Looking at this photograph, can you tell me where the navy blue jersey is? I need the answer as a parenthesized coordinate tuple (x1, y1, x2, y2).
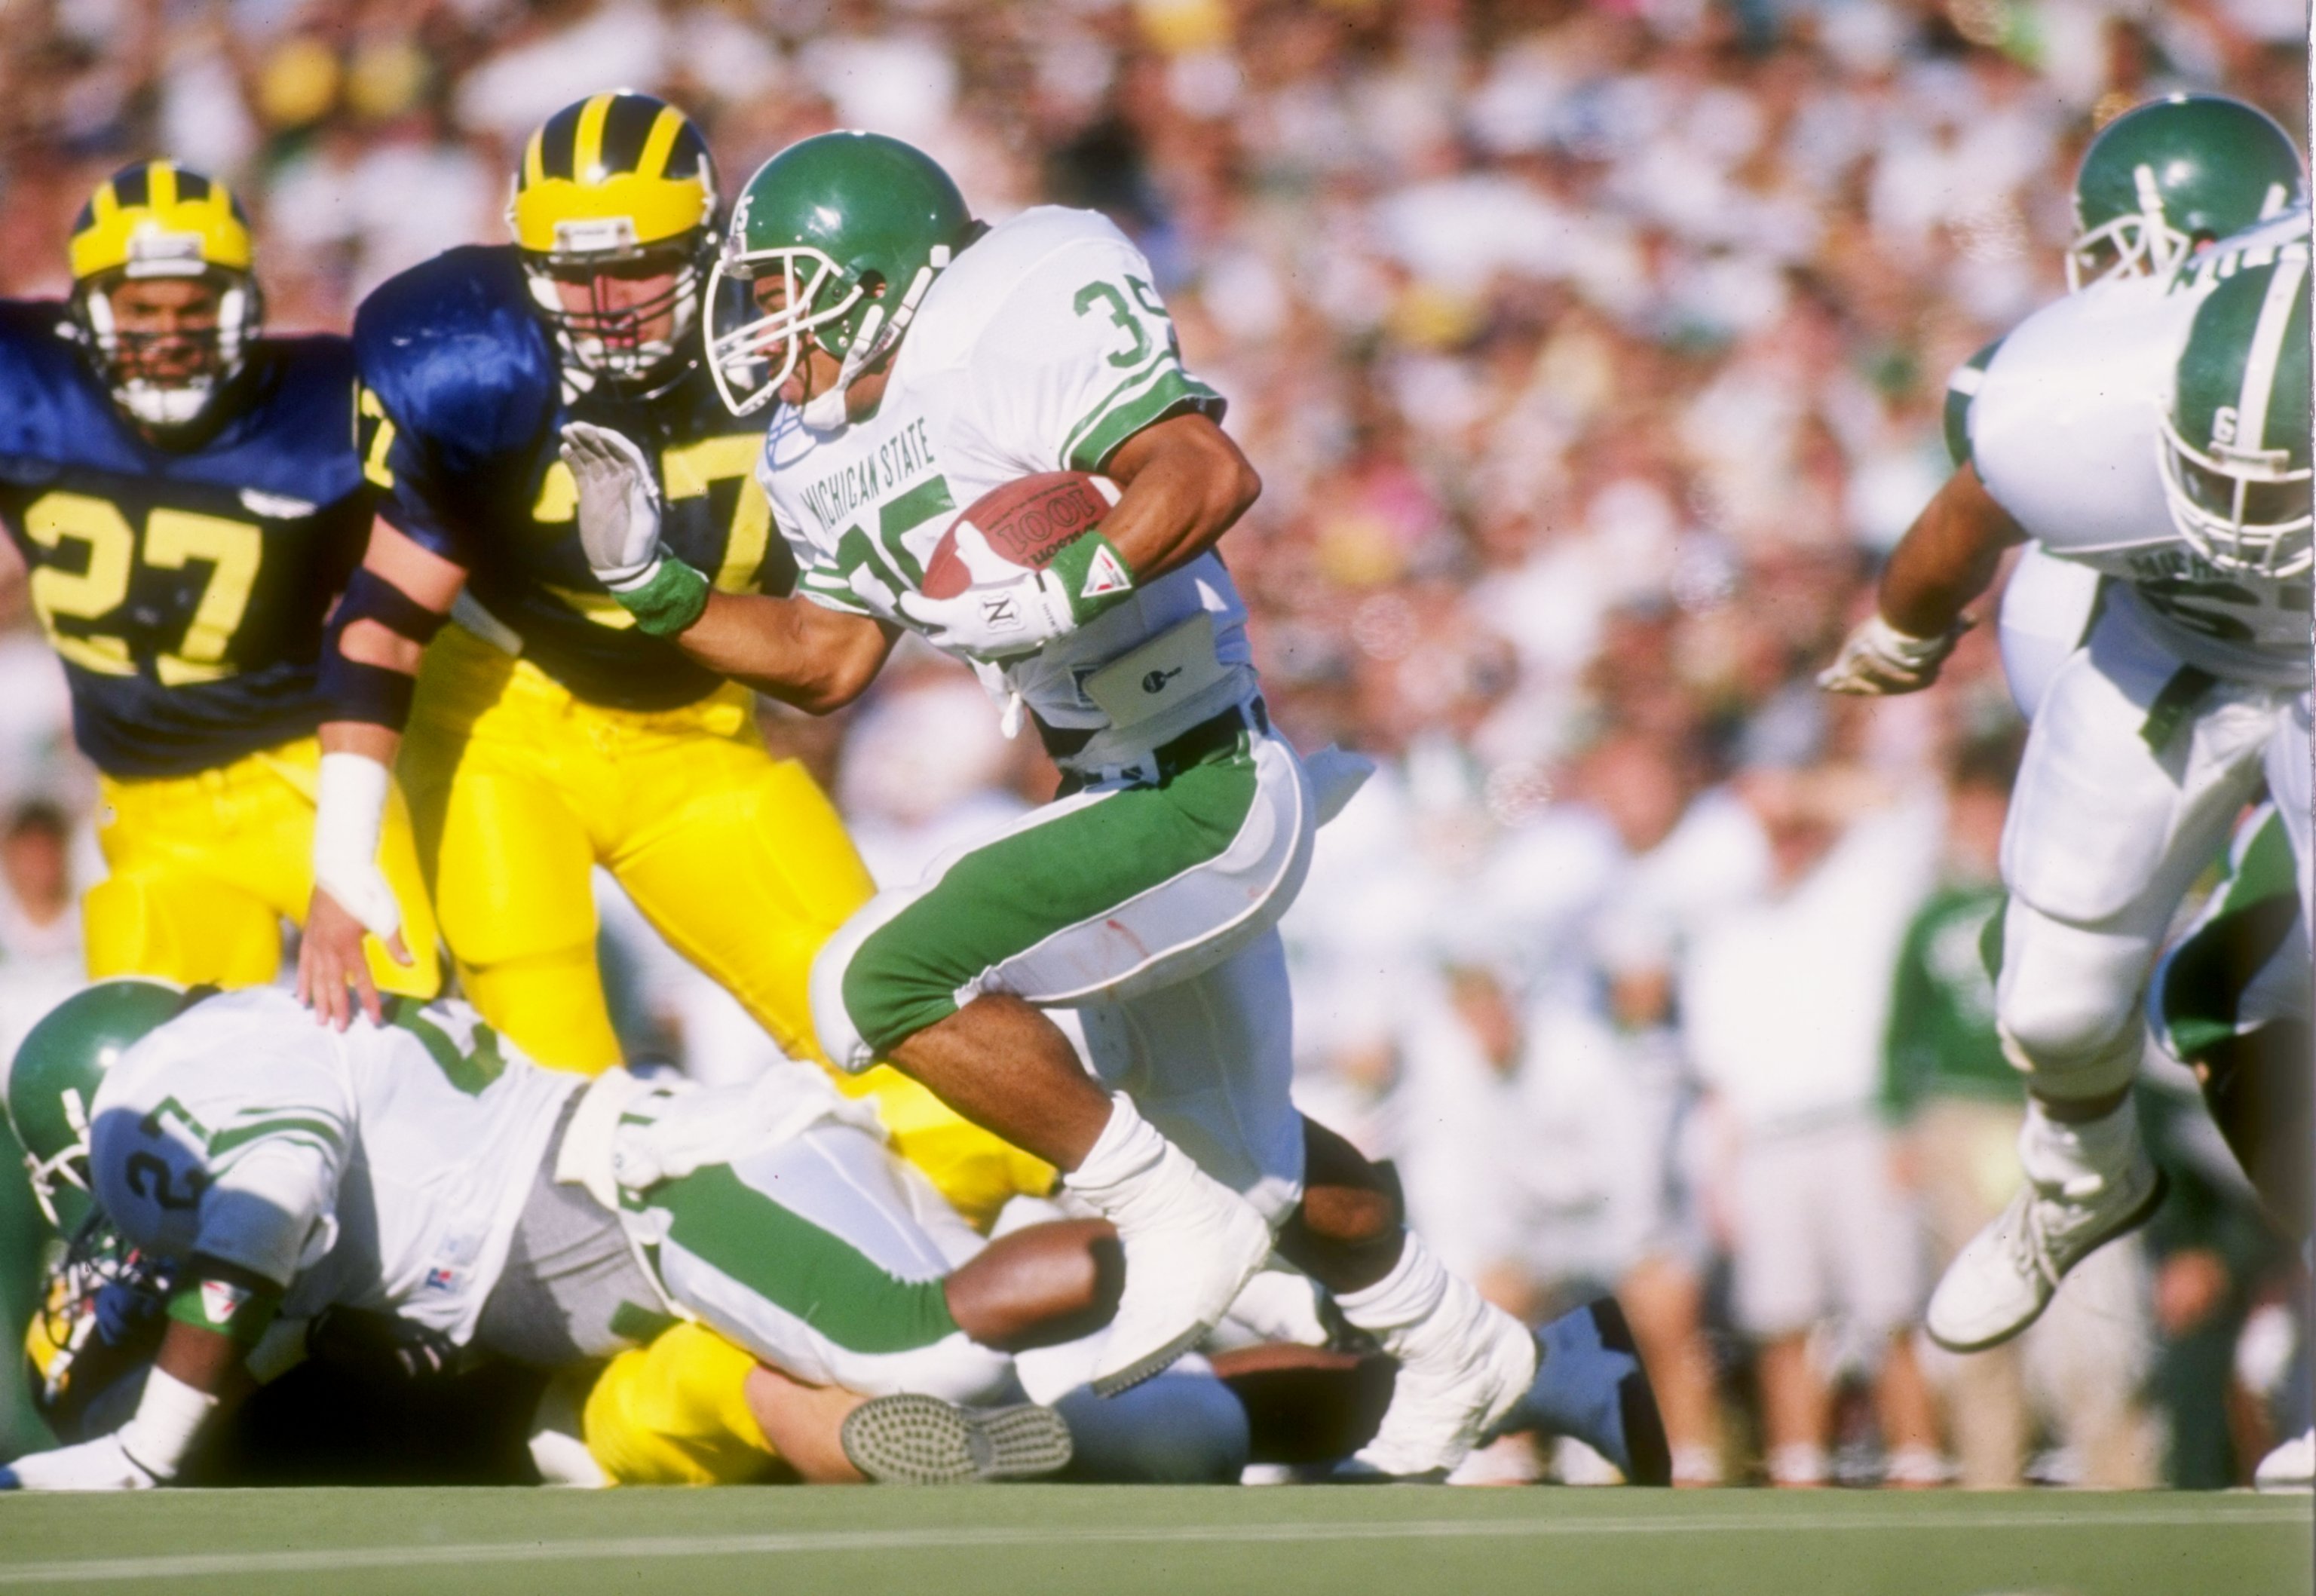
(353, 246, 795, 712)
(0, 303, 371, 778)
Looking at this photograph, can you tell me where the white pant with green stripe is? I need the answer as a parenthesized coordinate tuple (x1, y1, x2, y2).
(644, 1120, 1014, 1402)
(813, 724, 1316, 1223)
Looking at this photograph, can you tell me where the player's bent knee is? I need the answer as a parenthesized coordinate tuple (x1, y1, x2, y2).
(1996, 986, 2140, 1092)
(811, 888, 942, 1074)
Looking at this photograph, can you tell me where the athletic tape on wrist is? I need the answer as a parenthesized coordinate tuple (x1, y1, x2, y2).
(118, 1367, 220, 1481)
(612, 556, 711, 638)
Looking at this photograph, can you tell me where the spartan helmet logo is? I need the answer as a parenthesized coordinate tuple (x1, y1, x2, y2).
(2211, 404, 2240, 446)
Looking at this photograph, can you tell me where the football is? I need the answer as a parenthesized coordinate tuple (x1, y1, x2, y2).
(921, 471, 1122, 599)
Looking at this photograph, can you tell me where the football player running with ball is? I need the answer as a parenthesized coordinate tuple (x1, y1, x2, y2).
(1822, 97, 2311, 1357)
(565, 130, 1665, 1482)
(0, 162, 438, 999)
(295, 93, 1047, 1232)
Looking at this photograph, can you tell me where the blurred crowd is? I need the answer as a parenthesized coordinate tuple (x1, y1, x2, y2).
(0, 0, 2305, 1486)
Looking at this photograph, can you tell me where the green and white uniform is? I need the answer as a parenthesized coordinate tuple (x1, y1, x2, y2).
(766, 207, 1318, 1222)
(84, 987, 1016, 1402)
(1961, 222, 2311, 1101)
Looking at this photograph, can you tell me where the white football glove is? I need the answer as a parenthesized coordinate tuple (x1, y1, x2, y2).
(1818, 614, 1967, 695)
(0, 1433, 160, 1491)
(312, 752, 401, 939)
(560, 421, 665, 590)
(896, 522, 1133, 661)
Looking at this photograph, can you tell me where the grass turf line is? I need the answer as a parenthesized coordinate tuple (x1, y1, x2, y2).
(0, 1486, 2306, 1596)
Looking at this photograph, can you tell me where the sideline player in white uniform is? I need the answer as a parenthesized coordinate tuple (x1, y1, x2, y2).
(557, 130, 1667, 1481)
(1821, 228, 2312, 1355)
(0, 979, 1156, 1489)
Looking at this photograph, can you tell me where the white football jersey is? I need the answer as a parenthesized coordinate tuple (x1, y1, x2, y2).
(1970, 222, 2313, 687)
(86, 988, 575, 1343)
(758, 207, 1259, 770)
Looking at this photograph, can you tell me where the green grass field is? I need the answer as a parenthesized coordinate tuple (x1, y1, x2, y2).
(0, 1487, 2306, 1596)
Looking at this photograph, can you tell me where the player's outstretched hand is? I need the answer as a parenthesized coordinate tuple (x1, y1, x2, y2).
(1817, 613, 1968, 695)
(0, 1433, 160, 1490)
(297, 887, 409, 1032)
(561, 421, 664, 587)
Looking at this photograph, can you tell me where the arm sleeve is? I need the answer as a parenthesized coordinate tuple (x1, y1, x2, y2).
(968, 242, 1226, 476)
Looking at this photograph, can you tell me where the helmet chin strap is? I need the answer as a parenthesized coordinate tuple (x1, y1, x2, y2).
(798, 247, 950, 433)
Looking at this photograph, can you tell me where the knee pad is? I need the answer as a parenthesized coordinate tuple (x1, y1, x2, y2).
(810, 889, 924, 1074)
(1995, 905, 2152, 1098)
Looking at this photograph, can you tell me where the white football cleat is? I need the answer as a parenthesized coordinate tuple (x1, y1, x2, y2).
(1927, 1099, 2165, 1352)
(2254, 1429, 2314, 1493)
(1063, 1098, 1274, 1396)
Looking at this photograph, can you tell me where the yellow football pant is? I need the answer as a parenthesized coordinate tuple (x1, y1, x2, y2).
(403, 626, 1051, 1222)
(86, 736, 440, 997)
(584, 1322, 781, 1486)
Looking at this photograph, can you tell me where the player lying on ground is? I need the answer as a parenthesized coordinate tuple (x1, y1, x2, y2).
(563, 130, 1662, 1482)
(0, 159, 438, 997)
(1820, 93, 2309, 1359)
(0, 981, 1656, 1488)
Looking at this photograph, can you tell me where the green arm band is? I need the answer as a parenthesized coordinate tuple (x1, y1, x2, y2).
(611, 556, 712, 639)
(167, 1276, 283, 1349)
(1046, 529, 1137, 624)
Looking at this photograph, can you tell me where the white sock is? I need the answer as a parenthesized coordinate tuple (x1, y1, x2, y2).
(1332, 1231, 1449, 1349)
(1769, 1441, 1828, 1487)
(2021, 1093, 2141, 1198)
(1062, 1093, 1164, 1204)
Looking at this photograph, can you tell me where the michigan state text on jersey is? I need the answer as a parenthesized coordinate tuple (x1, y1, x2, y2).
(0, 161, 437, 996)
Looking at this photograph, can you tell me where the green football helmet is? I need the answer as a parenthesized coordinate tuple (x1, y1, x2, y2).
(2158, 253, 2312, 578)
(4, 980, 182, 1232)
(2068, 94, 2305, 291)
(705, 131, 973, 421)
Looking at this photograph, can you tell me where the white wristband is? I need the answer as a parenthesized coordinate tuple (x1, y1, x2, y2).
(116, 1368, 218, 1481)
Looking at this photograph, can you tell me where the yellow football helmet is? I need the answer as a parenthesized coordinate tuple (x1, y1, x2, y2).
(67, 161, 262, 430)
(508, 90, 718, 388)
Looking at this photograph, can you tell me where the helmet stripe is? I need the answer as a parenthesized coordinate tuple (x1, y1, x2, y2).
(636, 103, 684, 182)
(573, 91, 616, 182)
(111, 166, 149, 212)
(598, 93, 663, 176)
(2235, 252, 2307, 453)
(150, 160, 178, 212)
(523, 127, 547, 188)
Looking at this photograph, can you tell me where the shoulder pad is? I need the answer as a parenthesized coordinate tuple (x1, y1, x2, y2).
(247, 332, 357, 403)
(0, 300, 96, 466)
(352, 246, 557, 452)
(1942, 338, 2002, 468)
(2170, 211, 2311, 296)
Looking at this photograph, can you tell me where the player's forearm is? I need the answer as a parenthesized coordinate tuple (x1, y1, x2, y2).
(1099, 413, 1261, 582)
(1877, 463, 2024, 638)
(676, 590, 899, 714)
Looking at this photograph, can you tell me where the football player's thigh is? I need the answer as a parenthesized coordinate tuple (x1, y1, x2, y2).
(819, 741, 1307, 1071)
(83, 866, 280, 988)
(611, 740, 875, 1062)
(1078, 930, 1306, 1226)
(418, 755, 617, 1073)
(2002, 636, 2260, 929)
(649, 1126, 1012, 1403)
(86, 778, 281, 986)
